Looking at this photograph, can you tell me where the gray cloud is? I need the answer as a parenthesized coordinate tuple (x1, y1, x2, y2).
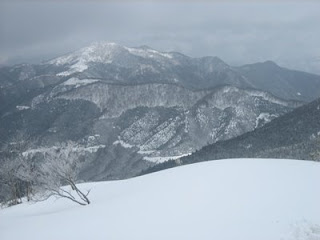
(0, 1, 319, 74)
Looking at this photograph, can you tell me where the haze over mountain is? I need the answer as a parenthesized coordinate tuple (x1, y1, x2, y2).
(2, 1, 320, 75)
(0, 42, 319, 181)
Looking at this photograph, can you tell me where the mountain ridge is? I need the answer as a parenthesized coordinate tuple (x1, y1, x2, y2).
(2, 41, 320, 102)
(0, 80, 298, 181)
(0, 41, 319, 181)
(141, 97, 320, 175)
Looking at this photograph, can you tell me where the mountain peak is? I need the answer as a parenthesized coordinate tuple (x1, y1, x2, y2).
(199, 56, 230, 72)
(263, 60, 279, 67)
(47, 41, 176, 76)
(49, 41, 172, 65)
(201, 56, 227, 64)
(48, 41, 123, 64)
(240, 60, 281, 71)
(47, 41, 127, 76)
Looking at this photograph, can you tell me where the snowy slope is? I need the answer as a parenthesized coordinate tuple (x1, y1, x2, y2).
(1, 159, 319, 240)
(48, 41, 174, 76)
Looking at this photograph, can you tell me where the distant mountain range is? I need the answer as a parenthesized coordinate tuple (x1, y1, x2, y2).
(45, 42, 320, 101)
(142, 97, 320, 175)
(1, 42, 319, 180)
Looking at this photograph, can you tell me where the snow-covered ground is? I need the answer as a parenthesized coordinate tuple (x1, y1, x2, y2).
(62, 77, 100, 88)
(1, 159, 320, 240)
(143, 153, 191, 163)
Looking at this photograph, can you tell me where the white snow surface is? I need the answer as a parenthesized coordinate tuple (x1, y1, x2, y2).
(144, 153, 191, 163)
(1, 159, 320, 240)
(255, 112, 278, 128)
(22, 145, 105, 157)
(62, 77, 100, 88)
(113, 139, 134, 148)
(16, 105, 30, 110)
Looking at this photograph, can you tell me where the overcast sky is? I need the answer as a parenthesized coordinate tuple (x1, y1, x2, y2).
(0, 1, 319, 74)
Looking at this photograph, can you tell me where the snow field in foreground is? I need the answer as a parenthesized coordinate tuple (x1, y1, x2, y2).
(0, 158, 319, 240)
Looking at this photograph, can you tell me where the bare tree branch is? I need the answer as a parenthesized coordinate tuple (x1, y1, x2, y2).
(33, 141, 90, 206)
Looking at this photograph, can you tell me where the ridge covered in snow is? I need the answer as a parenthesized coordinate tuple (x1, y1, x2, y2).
(0, 159, 319, 240)
(48, 41, 173, 76)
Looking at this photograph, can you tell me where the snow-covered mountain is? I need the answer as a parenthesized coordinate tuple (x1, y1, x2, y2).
(143, 97, 320, 175)
(0, 41, 319, 181)
(44, 41, 320, 101)
(48, 42, 174, 77)
(0, 78, 299, 181)
(184, 97, 320, 162)
(1, 159, 319, 240)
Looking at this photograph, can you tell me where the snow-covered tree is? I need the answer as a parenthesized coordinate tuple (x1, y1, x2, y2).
(34, 141, 90, 206)
(1, 134, 91, 206)
(0, 157, 22, 205)
(0, 133, 32, 205)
